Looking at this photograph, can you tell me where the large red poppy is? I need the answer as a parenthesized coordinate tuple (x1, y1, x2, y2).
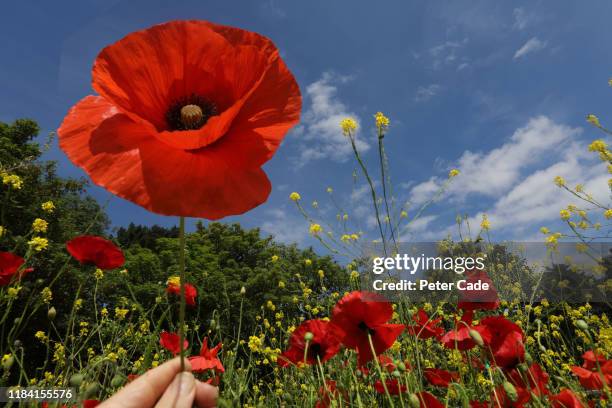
(167, 282, 198, 306)
(549, 389, 585, 408)
(441, 310, 476, 351)
(188, 338, 224, 373)
(374, 379, 407, 395)
(278, 319, 341, 367)
(66, 235, 125, 270)
(330, 291, 404, 365)
(415, 391, 444, 408)
(58, 20, 301, 219)
(474, 315, 525, 368)
(424, 368, 459, 388)
(0, 252, 33, 286)
(570, 350, 612, 390)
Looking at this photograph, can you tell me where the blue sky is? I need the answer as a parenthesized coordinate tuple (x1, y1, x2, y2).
(1, 0, 611, 249)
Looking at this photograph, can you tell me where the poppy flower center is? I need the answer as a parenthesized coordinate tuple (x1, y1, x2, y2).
(166, 94, 218, 131)
(358, 321, 376, 335)
(308, 343, 323, 358)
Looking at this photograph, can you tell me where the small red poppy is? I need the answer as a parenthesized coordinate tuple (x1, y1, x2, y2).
(0, 252, 33, 286)
(378, 354, 396, 373)
(441, 310, 476, 351)
(58, 20, 301, 219)
(188, 338, 224, 373)
(491, 383, 531, 408)
(407, 309, 443, 339)
(550, 389, 586, 408)
(167, 282, 198, 306)
(278, 319, 341, 367)
(469, 402, 488, 408)
(415, 391, 445, 408)
(331, 291, 404, 365)
(571, 357, 612, 390)
(474, 315, 525, 368)
(315, 380, 346, 408)
(457, 269, 500, 311)
(66, 235, 125, 270)
(374, 379, 407, 395)
(159, 331, 188, 355)
(83, 401, 100, 408)
(424, 368, 459, 388)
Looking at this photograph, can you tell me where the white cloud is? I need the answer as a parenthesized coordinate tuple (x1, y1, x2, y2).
(513, 37, 547, 60)
(291, 72, 370, 167)
(260, 208, 307, 244)
(415, 84, 441, 102)
(512, 8, 529, 30)
(406, 116, 608, 240)
(428, 39, 469, 70)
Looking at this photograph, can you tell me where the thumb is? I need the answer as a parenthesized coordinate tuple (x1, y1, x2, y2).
(154, 371, 196, 408)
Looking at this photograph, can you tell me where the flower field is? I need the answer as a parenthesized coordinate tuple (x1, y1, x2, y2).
(0, 17, 611, 408)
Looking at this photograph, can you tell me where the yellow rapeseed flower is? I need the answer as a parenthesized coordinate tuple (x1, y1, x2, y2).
(559, 209, 571, 221)
(271, 255, 279, 263)
(2, 174, 23, 189)
(41, 287, 52, 303)
(480, 214, 491, 231)
(94, 268, 104, 280)
(167, 276, 180, 287)
(41, 201, 55, 213)
(28, 237, 48, 252)
(449, 169, 460, 178)
(374, 112, 390, 132)
(340, 118, 358, 136)
(588, 139, 607, 153)
(309, 223, 322, 235)
(586, 114, 601, 127)
(32, 218, 48, 233)
(554, 176, 566, 187)
(289, 192, 301, 201)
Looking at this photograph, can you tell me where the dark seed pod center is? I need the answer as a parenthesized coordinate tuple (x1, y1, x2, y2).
(166, 94, 217, 131)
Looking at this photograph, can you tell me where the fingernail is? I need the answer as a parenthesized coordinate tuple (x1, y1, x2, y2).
(179, 371, 195, 392)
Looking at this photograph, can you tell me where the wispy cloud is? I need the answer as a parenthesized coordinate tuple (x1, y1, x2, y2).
(291, 72, 370, 167)
(260, 208, 307, 244)
(512, 8, 530, 30)
(414, 84, 441, 102)
(513, 37, 547, 60)
(428, 39, 469, 70)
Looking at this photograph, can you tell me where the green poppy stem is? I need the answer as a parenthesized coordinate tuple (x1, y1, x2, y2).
(178, 216, 187, 371)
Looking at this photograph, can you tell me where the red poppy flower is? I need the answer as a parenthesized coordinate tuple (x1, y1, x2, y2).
(0, 252, 33, 286)
(374, 379, 407, 395)
(378, 354, 396, 373)
(278, 319, 341, 367)
(331, 291, 404, 365)
(424, 368, 459, 388)
(581, 350, 607, 371)
(58, 20, 301, 219)
(491, 384, 531, 408)
(83, 401, 100, 408)
(66, 235, 125, 270)
(315, 380, 346, 408)
(188, 338, 224, 373)
(470, 402, 488, 408)
(571, 359, 612, 390)
(407, 309, 443, 339)
(550, 389, 586, 408)
(167, 282, 198, 306)
(441, 310, 476, 351)
(159, 331, 188, 355)
(474, 315, 525, 368)
(457, 269, 500, 311)
(415, 391, 445, 408)
(507, 363, 549, 398)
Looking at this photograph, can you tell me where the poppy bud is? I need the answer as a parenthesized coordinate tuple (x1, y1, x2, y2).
(13, 317, 21, 325)
(240, 286, 246, 295)
(469, 329, 484, 346)
(83, 382, 100, 399)
(397, 362, 407, 372)
(2, 355, 15, 370)
(539, 345, 546, 353)
(408, 393, 420, 408)
(111, 374, 126, 388)
(13, 340, 22, 349)
(524, 352, 533, 365)
(392, 369, 401, 378)
(70, 373, 84, 387)
(48, 307, 57, 320)
(503, 381, 518, 402)
(304, 332, 314, 341)
(576, 319, 589, 331)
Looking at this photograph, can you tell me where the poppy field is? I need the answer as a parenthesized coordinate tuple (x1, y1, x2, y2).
(1, 19, 611, 408)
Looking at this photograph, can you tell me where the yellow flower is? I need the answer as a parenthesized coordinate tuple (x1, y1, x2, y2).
(28, 237, 48, 252)
(32, 218, 48, 233)
(7, 286, 21, 299)
(540, 227, 550, 234)
(101, 307, 108, 317)
(350, 270, 359, 279)
(318, 269, 325, 279)
(554, 176, 566, 187)
(94, 268, 104, 280)
(480, 214, 491, 231)
(115, 307, 129, 319)
(248, 335, 263, 352)
(374, 112, 390, 132)
(604, 209, 612, 219)
(304, 259, 312, 266)
(559, 209, 571, 221)
(266, 300, 276, 311)
(41, 201, 55, 213)
(289, 192, 301, 201)
(0, 226, 5, 237)
(73, 299, 83, 310)
(400, 210, 408, 218)
(340, 118, 358, 136)
(588, 139, 607, 153)
(278, 281, 285, 289)
(41, 287, 52, 303)
(326, 187, 333, 193)
(309, 223, 322, 235)
(449, 169, 460, 178)
(586, 114, 601, 127)
(2, 174, 23, 189)
(271, 255, 279, 263)
(167, 276, 180, 287)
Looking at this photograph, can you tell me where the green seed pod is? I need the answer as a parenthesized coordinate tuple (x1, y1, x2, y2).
(69, 373, 84, 387)
(576, 319, 589, 331)
(47, 307, 57, 320)
(524, 351, 533, 365)
(539, 345, 546, 353)
(111, 374, 126, 388)
(408, 393, 421, 408)
(503, 381, 518, 402)
(392, 369, 401, 378)
(304, 331, 314, 341)
(397, 362, 407, 372)
(13, 317, 21, 325)
(469, 329, 484, 347)
(83, 382, 100, 399)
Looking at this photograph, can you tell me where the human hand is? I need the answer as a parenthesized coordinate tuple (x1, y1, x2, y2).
(98, 357, 218, 408)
